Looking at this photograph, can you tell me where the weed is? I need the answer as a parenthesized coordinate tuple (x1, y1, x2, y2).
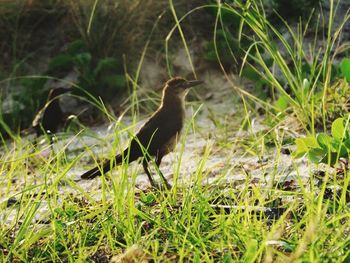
(1, 0, 350, 262)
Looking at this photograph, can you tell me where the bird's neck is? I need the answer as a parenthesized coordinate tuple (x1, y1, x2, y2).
(48, 97, 60, 107)
(160, 94, 186, 113)
(44, 97, 61, 112)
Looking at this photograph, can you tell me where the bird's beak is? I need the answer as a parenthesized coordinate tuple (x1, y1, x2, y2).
(184, 80, 204, 89)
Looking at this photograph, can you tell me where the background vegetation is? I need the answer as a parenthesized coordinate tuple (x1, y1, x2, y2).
(1, 0, 350, 262)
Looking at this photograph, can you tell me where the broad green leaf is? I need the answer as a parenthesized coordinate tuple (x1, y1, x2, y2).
(316, 133, 332, 149)
(340, 58, 350, 83)
(308, 148, 326, 163)
(48, 54, 73, 71)
(294, 137, 319, 158)
(66, 39, 85, 55)
(294, 138, 309, 155)
(300, 136, 319, 148)
(320, 152, 339, 166)
(344, 138, 350, 149)
(140, 192, 155, 206)
(339, 145, 348, 156)
(203, 50, 218, 61)
(330, 140, 340, 152)
(331, 117, 345, 140)
(275, 95, 289, 111)
(103, 75, 126, 88)
(74, 52, 92, 67)
(93, 57, 119, 77)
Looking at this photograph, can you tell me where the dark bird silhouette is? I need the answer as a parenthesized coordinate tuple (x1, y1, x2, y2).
(80, 77, 203, 188)
(32, 87, 71, 136)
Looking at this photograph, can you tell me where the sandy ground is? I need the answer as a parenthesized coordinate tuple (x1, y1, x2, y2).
(0, 63, 316, 225)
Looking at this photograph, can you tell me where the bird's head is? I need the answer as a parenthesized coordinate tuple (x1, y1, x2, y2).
(163, 77, 203, 100)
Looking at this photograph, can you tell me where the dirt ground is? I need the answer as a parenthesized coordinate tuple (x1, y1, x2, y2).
(0, 50, 317, 225)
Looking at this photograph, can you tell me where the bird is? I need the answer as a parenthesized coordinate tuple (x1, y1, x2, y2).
(80, 77, 203, 188)
(32, 87, 71, 136)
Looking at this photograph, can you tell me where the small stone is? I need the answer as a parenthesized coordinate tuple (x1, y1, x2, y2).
(281, 147, 291, 155)
(6, 197, 18, 207)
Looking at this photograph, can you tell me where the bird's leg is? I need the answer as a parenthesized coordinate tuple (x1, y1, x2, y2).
(47, 131, 56, 155)
(155, 155, 171, 189)
(142, 159, 156, 187)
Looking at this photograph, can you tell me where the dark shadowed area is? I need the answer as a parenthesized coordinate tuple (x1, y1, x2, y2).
(1, 0, 350, 262)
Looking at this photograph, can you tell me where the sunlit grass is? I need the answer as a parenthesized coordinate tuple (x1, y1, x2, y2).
(1, 124, 350, 262)
(210, 0, 350, 133)
(1, 0, 350, 262)
(1, 84, 350, 261)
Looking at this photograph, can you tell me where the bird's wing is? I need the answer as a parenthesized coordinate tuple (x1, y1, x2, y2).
(131, 108, 183, 155)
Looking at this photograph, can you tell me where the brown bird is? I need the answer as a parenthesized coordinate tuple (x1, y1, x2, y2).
(32, 87, 71, 136)
(80, 77, 203, 188)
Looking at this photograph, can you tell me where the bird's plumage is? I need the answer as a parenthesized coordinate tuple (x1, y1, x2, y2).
(32, 87, 71, 135)
(80, 77, 203, 187)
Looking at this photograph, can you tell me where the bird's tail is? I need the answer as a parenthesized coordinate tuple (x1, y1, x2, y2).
(80, 154, 123, 179)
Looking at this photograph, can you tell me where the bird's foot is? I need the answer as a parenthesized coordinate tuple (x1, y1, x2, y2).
(151, 180, 172, 191)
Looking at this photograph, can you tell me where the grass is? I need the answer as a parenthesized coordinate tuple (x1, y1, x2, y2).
(1, 118, 350, 262)
(212, 0, 350, 133)
(0, 0, 200, 135)
(1, 0, 350, 262)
